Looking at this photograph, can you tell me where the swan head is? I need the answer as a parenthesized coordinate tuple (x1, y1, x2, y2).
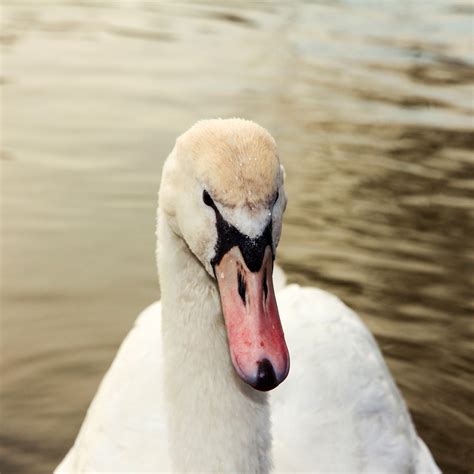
(159, 118, 289, 391)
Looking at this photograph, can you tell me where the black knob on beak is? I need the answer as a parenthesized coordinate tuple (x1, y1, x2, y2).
(253, 358, 278, 391)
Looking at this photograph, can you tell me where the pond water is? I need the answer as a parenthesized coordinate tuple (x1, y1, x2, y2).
(1, 1, 473, 472)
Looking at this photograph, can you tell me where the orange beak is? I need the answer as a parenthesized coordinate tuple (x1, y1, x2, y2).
(215, 245, 289, 391)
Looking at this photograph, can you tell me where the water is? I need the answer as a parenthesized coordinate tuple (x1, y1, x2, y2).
(1, 1, 473, 472)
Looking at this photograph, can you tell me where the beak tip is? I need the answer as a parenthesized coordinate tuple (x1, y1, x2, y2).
(250, 358, 288, 392)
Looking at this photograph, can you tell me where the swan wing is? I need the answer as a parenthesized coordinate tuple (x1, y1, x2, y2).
(55, 301, 171, 473)
(272, 284, 440, 473)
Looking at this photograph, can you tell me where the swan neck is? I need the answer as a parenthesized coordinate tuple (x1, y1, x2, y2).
(157, 210, 271, 473)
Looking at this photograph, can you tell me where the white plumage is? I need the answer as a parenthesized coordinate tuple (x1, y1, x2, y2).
(56, 119, 440, 473)
(56, 281, 439, 473)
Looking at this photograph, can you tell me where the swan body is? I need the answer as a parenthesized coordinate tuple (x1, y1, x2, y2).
(56, 119, 439, 473)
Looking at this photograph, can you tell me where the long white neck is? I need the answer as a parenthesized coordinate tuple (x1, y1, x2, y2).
(157, 209, 272, 473)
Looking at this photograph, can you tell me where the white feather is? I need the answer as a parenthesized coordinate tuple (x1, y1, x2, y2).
(56, 281, 439, 473)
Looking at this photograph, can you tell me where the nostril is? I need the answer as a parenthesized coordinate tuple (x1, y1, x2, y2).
(254, 358, 277, 391)
(238, 270, 246, 304)
(263, 269, 268, 300)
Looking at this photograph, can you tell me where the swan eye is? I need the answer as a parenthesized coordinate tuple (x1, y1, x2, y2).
(203, 190, 215, 208)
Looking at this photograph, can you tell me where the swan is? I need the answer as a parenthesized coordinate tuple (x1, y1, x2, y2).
(55, 118, 440, 473)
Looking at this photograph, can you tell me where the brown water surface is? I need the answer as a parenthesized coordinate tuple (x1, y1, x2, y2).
(1, 1, 473, 472)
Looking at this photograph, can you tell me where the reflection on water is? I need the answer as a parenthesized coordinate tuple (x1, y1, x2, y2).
(1, 1, 473, 472)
